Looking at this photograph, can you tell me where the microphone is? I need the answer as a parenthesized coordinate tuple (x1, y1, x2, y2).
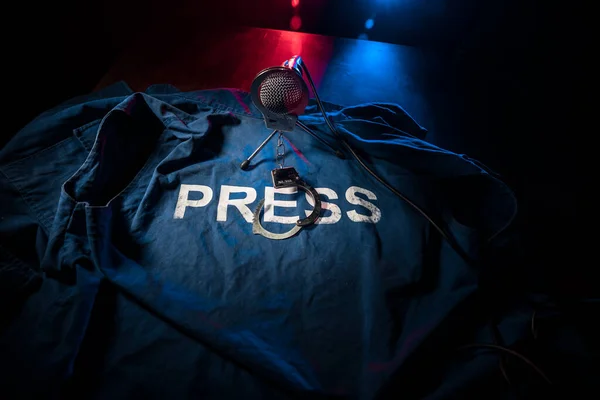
(241, 56, 344, 170)
(250, 55, 309, 132)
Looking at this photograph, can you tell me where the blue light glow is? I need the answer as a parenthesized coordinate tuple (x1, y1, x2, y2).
(365, 19, 375, 30)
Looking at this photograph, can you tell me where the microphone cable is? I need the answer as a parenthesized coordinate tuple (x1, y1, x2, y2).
(301, 64, 556, 392)
(300, 62, 476, 268)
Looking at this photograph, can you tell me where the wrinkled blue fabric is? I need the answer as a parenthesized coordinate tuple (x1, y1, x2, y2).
(1, 84, 526, 399)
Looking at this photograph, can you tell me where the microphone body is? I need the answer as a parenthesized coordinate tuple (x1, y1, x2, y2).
(250, 55, 309, 132)
(241, 55, 344, 170)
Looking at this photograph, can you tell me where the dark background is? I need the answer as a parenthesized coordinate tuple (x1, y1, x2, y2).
(5, 0, 578, 295)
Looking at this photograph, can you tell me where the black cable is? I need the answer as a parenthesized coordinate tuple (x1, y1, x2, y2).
(300, 60, 552, 393)
(341, 140, 475, 266)
(295, 120, 345, 159)
(490, 321, 512, 386)
(301, 61, 475, 267)
(499, 354, 512, 386)
(458, 343, 552, 385)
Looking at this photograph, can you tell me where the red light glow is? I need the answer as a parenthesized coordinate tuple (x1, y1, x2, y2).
(291, 0, 300, 7)
(290, 15, 302, 30)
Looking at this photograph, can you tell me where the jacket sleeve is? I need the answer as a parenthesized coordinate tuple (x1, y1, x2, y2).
(0, 171, 44, 319)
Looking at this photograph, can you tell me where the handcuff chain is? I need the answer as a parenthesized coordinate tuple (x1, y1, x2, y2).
(275, 131, 285, 169)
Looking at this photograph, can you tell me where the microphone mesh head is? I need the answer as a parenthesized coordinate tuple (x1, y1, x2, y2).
(258, 70, 306, 115)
